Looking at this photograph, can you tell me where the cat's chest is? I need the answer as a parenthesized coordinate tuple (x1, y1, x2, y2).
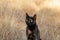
(28, 30, 32, 34)
(28, 26, 36, 31)
(28, 27, 37, 34)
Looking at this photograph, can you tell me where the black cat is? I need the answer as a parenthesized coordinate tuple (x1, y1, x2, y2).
(25, 13, 41, 40)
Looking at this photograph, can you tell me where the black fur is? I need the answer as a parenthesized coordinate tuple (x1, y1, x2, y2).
(25, 13, 41, 40)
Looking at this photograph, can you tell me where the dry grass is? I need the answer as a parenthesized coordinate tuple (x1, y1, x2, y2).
(0, 0, 60, 40)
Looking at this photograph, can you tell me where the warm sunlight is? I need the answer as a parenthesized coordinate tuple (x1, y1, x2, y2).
(44, 0, 60, 8)
(49, 0, 60, 7)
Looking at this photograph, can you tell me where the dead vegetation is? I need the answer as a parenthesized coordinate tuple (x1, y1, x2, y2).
(0, 0, 60, 40)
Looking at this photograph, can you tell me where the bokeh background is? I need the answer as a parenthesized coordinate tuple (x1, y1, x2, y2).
(0, 0, 60, 40)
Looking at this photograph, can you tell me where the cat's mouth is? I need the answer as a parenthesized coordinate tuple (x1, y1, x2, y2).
(28, 23, 35, 26)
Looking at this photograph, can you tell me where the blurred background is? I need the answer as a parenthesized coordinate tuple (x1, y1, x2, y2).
(0, 0, 60, 40)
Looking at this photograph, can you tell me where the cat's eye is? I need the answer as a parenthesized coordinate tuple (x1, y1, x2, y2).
(30, 19, 33, 22)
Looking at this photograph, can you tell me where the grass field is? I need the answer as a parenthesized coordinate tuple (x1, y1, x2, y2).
(0, 0, 60, 40)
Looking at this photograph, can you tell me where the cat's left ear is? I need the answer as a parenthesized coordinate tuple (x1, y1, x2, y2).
(33, 14, 36, 20)
(26, 13, 29, 18)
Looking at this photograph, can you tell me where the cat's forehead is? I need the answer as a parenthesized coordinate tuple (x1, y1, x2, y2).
(28, 16, 33, 19)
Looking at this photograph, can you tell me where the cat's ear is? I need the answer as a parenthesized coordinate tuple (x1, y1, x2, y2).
(26, 13, 29, 18)
(33, 14, 36, 20)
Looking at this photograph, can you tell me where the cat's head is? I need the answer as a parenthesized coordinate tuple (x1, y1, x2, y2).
(25, 13, 36, 26)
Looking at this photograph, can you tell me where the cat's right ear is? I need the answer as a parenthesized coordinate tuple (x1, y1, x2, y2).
(33, 14, 36, 20)
(26, 13, 29, 18)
